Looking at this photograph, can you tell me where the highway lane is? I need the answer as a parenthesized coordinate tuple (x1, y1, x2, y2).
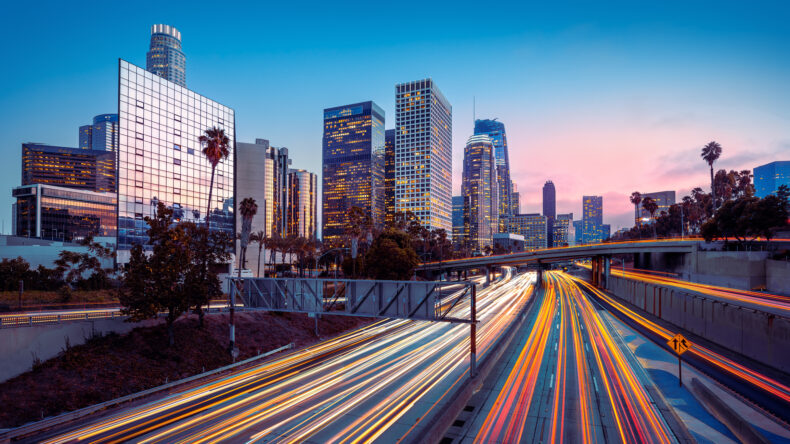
(31, 269, 535, 443)
(470, 271, 675, 444)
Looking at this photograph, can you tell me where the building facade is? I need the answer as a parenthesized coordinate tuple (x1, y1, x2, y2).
(288, 169, 318, 239)
(13, 184, 117, 244)
(573, 220, 584, 244)
(511, 188, 520, 214)
(395, 79, 452, 232)
(543, 180, 556, 247)
(553, 212, 573, 247)
(79, 114, 119, 152)
(461, 134, 497, 253)
(505, 213, 547, 250)
(384, 129, 396, 222)
(146, 24, 186, 87)
(22, 143, 115, 193)
(322, 101, 385, 247)
(754, 161, 790, 198)
(452, 195, 464, 249)
(117, 59, 234, 261)
(493, 232, 525, 253)
(582, 195, 604, 244)
(474, 119, 512, 225)
(236, 139, 293, 239)
(639, 190, 676, 221)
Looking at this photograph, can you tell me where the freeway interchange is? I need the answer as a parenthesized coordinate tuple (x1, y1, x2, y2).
(10, 269, 790, 443)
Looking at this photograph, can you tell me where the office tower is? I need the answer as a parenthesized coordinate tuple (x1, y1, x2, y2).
(511, 185, 520, 214)
(543, 180, 556, 247)
(79, 114, 120, 152)
(474, 119, 512, 223)
(13, 184, 116, 243)
(146, 24, 186, 87)
(602, 224, 611, 241)
(639, 190, 676, 221)
(22, 143, 115, 193)
(553, 213, 573, 247)
(452, 195, 464, 249)
(461, 134, 497, 253)
(288, 169, 318, 239)
(117, 60, 234, 262)
(384, 129, 396, 222)
(582, 195, 604, 243)
(754, 161, 790, 198)
(573, 220, 584, 244)
(79, 124, 93, 150)
(322, 101, 385, 246)
(395, 79, 452, 232)
(505, 213, 547, 250)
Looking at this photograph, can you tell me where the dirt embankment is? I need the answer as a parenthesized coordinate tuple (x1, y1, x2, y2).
(0, 311, 371, 428)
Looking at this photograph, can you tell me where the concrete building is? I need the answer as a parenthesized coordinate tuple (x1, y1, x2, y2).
(543, 180, 556, 247)
(505, 213, 547, 250)
(639, 190, 676, 222)
(754, 161, 790, 198)
(287, 169, 318, 239)
(395, 79, 452, 232)
(553, 213, 574, 247)
(493, 232, 525, 253)
(236, 139, 291, 241)
(322, 101, 385, 247)
(22, 143, 116, 193)
(117, 59, 234, 263)
(583, 195, 604, 244)
(146, 24, 186, 87)
(79, 114, 119, 152)
(461, 134, 497, 253)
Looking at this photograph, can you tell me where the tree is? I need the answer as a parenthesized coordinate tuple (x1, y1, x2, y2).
(701, 194, 789, 245)
(364, 229, 419, 280)
(251, 230, 266, 277)
(238, 197, 258, 276)
(701, 141, 722, 208)
(777, 184, 790, 214)
(198, 127, 230, 230)
(642, 197, 659, 238)
(630, 191, 642, 228)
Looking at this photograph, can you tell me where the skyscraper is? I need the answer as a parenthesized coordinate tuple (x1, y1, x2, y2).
(511, 185, 520, 214)
(582, 195, 604, 243)
(79, 114, 120, 152)
(452, 195, 464, 249)
(22, 143, 115, 193)
(474, 119, 513, 224)
(288, 169, 318, 239)
(505, 213, 547, 250)
(639, 190, 675, 221)
(543, 180, 556, 247)
(146, 24, 186, 87)
(395, 79, 452, 232)
(322, 101, 385, 247)
(754, 161, 790, 198)
(461, 134, 497, 253)
(384, 129, 396, 223)
(553, 213, 573, 247)
(117, 59, 234, 262)
(236, 139, 292, 237)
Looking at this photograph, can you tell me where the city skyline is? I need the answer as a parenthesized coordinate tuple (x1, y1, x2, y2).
(1, 2, 788, 234)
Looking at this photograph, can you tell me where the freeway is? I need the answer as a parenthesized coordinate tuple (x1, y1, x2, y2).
(25, 269, 535, 443)
(469, 271, 676, 443)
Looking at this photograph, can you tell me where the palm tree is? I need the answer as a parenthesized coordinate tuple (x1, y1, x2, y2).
(198, 127, 230, 230)
(252, 230, 266, 277)
(629, 192, 642, 228)
(642, 197, 659, 238)
(701, 141, 722, 208)
(238, 197, 258, 278)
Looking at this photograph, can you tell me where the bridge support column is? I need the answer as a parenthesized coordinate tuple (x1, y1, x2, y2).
(485, 266, 491, 287)
(602, 256, 611, 289)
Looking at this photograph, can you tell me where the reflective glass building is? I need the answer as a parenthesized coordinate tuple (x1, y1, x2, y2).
(582, 195, 604, 243)
(288, 169, 318, 239)
(384, 129, 396, 223)
(452, 195, 464, 249)
(13, 184, 117, 244)
(322, 101, 385, 247)
(754, 161, 790, 198)
(79, 114, 119, 152)
(117, 59, 234, 262)
(395, 79, 452, 232)
(461, 134, 497, 253)
(639, 190, 675, 221)
(505, 213, 547, 250)
(22, 143, 115, 193)
(146, 24, 186, 87)
(474, 119, 513, 224)
(543, 180, 556, 247)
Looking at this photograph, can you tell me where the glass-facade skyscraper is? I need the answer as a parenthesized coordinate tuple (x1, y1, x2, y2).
(474, 119, 513, 225)
(542, 180, 556, 247)
(79, 114, 119, 152)
(582, 195, 604, 244)
(146, 24, 186, 87)
(452, 195, 464, 249)
(754, 161, 790, 198)
(384, 129, 396, 223)
(22, 143, 115, 193)
(288, 169, 318, 239)
(322, 101, 385, 247)
(117, 59, 234, 262)
(461, 134, 497, 253)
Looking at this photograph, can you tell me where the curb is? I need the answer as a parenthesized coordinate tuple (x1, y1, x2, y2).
(689, 377, 770, 444)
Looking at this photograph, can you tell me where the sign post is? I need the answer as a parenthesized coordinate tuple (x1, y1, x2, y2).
(667, 333, 690, 387)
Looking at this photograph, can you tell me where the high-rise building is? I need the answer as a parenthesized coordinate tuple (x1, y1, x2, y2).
(474, 119, 513, 223)
(13, 184, 117, 244)
(573, 220, 584, 244)
(79, 114, 120, 152)
(22, 143, 115, 193)
(288, 169, 318, 239)
(322, 101, 385, 247)
(236, 139, 289, 239)
(602, 224, 611, 241)
(511, 185, 520, 214)
(461, 134, 497, 253)
(505, 213, 547, 250)
(543, 180, 556, 247)
(639, 190, 676, 221)
(384, 129, 396, 222)
(582, 195, 604, 243)
(395, 79, 452, 232)
(146, 24, 186, 87)
(754, 161, 790, 198)
(553, 213, 573, 247)
(452, 195, 464, 249)
(117, 59, 234, 262)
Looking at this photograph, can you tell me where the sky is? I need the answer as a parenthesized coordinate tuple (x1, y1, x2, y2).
(1, 0, 788, 233)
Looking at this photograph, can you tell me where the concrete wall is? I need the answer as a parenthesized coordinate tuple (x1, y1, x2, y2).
(687, 250, 769, 291)
(0, 318, 161, 383)
(766, 259, 790, 296)
(606, 275, 790, 373)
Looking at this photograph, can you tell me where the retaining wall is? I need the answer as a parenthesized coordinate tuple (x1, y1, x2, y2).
(606, 275, 790, 373)
(766, 259, 790, 296)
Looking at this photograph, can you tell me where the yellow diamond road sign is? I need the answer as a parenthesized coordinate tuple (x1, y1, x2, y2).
(668, 333, 690, 355)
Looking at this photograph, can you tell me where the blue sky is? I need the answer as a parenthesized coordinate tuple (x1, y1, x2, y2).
(1, 0, 788, 232)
